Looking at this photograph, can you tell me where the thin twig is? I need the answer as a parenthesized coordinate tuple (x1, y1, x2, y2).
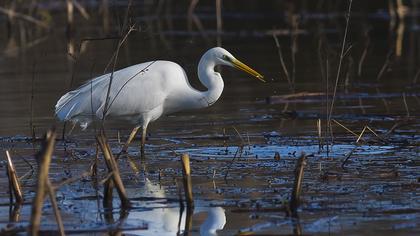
(328, 0, 353, 124)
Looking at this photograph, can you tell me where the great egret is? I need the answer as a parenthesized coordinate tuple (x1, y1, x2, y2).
(55, 47, 264, 153)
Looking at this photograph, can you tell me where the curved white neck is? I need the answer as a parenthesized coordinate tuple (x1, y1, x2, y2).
(189, 55, 224, 109)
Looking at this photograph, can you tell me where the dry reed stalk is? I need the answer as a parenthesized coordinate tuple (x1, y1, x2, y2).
(358, 29, 370, 77)
(413, 69, 420, 84)
(184, 206, 194, 236)
(358, 97, 366, 114)
(273, 33, 292, 89)
(402, 93, 410, 117)
(376, 50, 393, 81)
(92, 144, 99, 177)
(395, 19, 405, 57)
(366, 126, 388, 143)
(289, 154, 307, 217)
(46, 180, 65, 236)
(216, 0, 222, 47)
(5, 151, 24, 204)
(103, 178, 114, 209)
(126, 156, 140, 174)
(223, 127, 246, 179)
(356, 126, 367, 143)
(101, 0, 134, 121)
(0, 7, 49, 29)
(101, 24, 137, 118)
(293, 218, 302, 236)
(290, 15, 299, 88)
(53, 168, 93, 190)
(120, 126, 140, 154)
(187, 0, 199, 31)
(181, 154, 194, 209)
(96, 133, 131, 208)
(30, 61, 36, 142)
(72, 0, 90, 20)
(99, 171, 114, 185)
(101, 0, 110, 33)
(341, 146, 358, 168)
(328, 0, 353, 125)
(10, 203, 22, 223)
(66, 0, 74, 34)
(30, 129, 57, 236)
(317, 119, 322, 151)
(175, 180, 184, 235)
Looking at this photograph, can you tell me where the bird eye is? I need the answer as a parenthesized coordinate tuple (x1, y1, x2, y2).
(222, 55, 230, 61)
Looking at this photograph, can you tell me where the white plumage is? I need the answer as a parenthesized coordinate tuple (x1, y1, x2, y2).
(55, 47, 264, 152)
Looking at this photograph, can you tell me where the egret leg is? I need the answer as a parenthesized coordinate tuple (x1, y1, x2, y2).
(121, 126, 140, 154)
(140, 126, 147, 156)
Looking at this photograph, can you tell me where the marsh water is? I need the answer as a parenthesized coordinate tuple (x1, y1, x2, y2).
(0, 1, 419, 235)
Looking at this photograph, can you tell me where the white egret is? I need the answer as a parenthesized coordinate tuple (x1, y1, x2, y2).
(55, 47, 264, 153)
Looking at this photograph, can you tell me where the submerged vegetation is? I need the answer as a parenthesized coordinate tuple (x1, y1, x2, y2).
(0, 0, 419, 235)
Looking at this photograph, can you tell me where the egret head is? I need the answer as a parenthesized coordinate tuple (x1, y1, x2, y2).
(210, 47, 265, 82)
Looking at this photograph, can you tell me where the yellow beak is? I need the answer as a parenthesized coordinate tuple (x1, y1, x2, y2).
(231, 58, 265, 82)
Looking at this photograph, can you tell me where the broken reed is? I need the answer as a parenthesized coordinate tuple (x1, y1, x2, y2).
(181, 154, 194, 208)
(289, 154, 307, 217)
(30, 129, 65, 236)
(96, 131, 131, 208)
(181, 154, 194, 235)
(5, 150, 24, 204)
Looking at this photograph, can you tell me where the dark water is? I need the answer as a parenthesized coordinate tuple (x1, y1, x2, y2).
(0, 1, 419, 235)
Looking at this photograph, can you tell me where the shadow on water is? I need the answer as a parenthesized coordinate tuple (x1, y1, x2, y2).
(0, 1, 419, 235)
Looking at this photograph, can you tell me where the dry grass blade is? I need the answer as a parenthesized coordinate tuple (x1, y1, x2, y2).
(30, 129, 57, 236)
(5, 151, 24, 204)
(366, 126, 388, 143)
(356, 126, 367, 143)
(96, 132, 131, 208)
(332, 119, 359, 137)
